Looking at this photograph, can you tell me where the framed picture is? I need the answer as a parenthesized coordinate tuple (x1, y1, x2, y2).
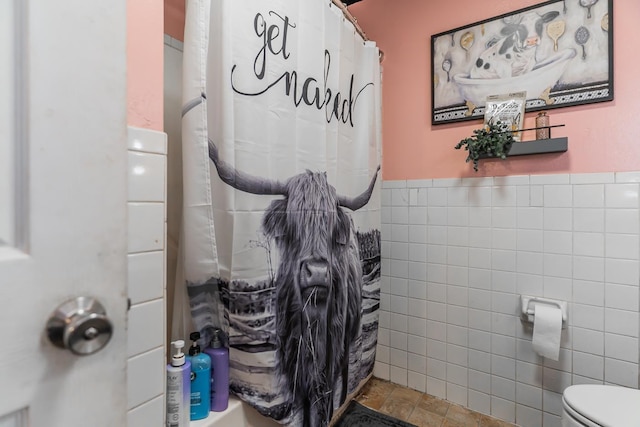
(431, 0, 613, 125)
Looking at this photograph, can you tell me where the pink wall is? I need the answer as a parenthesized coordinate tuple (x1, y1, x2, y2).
(127, 0, 164, 130)
(350, 0, 640, 180)
(164, 0, 185, 41)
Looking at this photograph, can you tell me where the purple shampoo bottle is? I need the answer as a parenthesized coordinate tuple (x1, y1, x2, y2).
(204, 328, 229, 411)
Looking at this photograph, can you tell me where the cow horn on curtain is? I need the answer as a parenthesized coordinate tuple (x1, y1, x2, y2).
(175, 0, 382, 425)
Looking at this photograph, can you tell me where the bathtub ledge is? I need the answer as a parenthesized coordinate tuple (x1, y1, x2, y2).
(190, 396, 281, 427)
(190, 397, 245, 427)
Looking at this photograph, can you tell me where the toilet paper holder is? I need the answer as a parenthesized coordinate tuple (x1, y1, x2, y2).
(520, 295, 568, 329)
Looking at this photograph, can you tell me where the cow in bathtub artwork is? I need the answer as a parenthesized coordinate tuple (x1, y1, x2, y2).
(457, 8, 575, 114)
(469, 11, 561, 80)
(431, 0, 613, 124)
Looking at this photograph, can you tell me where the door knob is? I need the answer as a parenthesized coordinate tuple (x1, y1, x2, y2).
(46, 296, 113, 356)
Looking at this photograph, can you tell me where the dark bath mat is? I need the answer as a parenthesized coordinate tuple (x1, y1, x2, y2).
(333, 401, 417, 427)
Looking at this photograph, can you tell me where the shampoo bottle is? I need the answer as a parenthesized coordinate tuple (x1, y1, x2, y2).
(204, 328, 229, 412)
(187, 331, 211, 420)
(166, 340, 191, 427)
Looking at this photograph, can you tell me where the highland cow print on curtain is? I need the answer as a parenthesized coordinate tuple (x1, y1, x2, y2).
(178, 0, 382, 426)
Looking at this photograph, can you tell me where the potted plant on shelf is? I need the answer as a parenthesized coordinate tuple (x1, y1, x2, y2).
(454, 121, 515, 172)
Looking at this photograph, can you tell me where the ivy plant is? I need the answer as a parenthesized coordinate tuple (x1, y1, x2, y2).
(454, 121, 515, 172)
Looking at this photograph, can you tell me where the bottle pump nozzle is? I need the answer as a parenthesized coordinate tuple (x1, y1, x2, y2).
(189, 331, 201, 356)
(211, 328, 222, 349)
(171, 340, 186, 367)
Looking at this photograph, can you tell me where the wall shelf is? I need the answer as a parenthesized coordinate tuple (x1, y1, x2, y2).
(478, 137, 568, 159)
(508, 137, 568, 156)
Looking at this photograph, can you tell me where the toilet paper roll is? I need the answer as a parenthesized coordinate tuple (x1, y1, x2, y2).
(532, 303, 562, 361)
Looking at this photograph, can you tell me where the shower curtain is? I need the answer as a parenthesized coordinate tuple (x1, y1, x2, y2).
(177, 0, 381, 425)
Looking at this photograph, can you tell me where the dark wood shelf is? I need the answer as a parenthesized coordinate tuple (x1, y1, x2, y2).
(478, 137, 567, 159)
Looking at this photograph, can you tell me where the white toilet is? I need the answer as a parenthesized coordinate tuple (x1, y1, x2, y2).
(562, 384, 640, 426)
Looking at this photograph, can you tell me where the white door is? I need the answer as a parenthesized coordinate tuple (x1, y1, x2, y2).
(0, 0, 128, 426)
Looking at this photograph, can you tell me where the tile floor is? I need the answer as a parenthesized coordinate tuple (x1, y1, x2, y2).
(354, 377, 518, 427)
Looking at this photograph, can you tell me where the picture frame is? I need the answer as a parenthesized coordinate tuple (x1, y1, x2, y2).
(430, 0, 613, 125)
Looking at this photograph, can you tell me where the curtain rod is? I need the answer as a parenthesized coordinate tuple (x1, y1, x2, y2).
(331, 0, 368, 41)
(331, 0, 385, 62)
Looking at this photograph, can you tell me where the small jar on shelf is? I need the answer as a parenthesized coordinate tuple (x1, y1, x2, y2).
(535, 112, 550, 140)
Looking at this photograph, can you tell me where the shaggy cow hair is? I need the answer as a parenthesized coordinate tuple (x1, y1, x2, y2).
(263, 171, 362, 427)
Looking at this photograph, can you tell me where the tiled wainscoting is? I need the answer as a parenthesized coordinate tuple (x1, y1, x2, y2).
(126, 127, 168, 426)
(374, 172, 640, 427)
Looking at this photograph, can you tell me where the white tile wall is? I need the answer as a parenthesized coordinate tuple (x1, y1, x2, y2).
(128, 396, 164, 427)
(375, 173, 640, 426)
(127, 126, 167, 426)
